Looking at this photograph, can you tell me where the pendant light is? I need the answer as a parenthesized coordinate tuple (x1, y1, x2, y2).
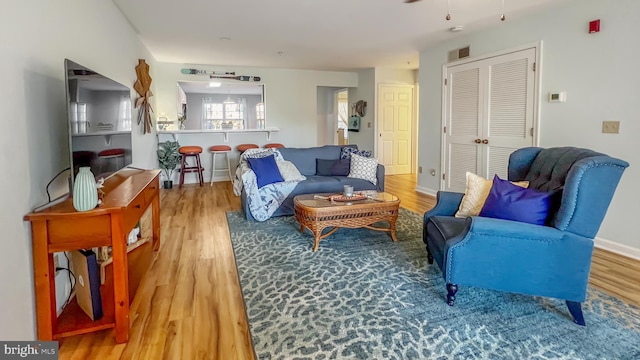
(445, 0, 451, 20)
(500, 0, 506, 21)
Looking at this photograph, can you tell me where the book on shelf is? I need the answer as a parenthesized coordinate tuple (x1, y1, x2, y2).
(70, 249, 103, 321)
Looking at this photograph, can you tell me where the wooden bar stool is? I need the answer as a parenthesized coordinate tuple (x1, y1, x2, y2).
(209, 145, 232, 185)
(178, 146, 204, 188)
(236, 144, 259, 164)
(264, 143, 284, 149)
(97, 148, 125, 174)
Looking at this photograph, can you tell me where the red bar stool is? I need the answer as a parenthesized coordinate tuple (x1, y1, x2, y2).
(97, 148, 125, 174)
(178, 146, 204, 188)
(209, 145, 232, 185)
(237, 143, 259, 155)
(264, 143, 284, 149)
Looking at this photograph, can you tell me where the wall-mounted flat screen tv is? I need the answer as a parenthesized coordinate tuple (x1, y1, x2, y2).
(65, 59, 133, 186)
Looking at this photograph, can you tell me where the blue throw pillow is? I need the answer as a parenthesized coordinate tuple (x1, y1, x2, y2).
(479, 175, 553, 225)
(316, 158, 350, 176)
(247, 155, 284, 188)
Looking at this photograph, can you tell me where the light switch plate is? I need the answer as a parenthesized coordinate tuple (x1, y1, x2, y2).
(602, 121, 620, 134)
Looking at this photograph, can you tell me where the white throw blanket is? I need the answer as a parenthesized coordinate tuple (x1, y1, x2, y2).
(233, 148, 304, 221)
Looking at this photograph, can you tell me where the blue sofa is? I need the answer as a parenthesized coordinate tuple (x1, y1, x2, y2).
(423, 147, 628, 325)
(241, 145, 385, 221)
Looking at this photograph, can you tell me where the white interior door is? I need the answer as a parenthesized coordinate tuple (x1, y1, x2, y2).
(483, 48, 536, 180)
(443, 46, 537, 192)
(377, 84, 414, 175)
(443, 64, 482, 192)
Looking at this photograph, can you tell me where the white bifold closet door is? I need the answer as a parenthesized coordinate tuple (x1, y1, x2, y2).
(443, 47, 537, 192)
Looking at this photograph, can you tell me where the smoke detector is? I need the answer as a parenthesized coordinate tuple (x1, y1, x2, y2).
(449, 26, 464, 32)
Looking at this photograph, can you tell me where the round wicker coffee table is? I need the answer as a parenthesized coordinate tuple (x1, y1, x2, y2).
(293, 192, 400, 251)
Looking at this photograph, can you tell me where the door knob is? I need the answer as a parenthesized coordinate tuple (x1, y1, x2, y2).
(474, 139, 481, 144)
(482, 139, 489, 144)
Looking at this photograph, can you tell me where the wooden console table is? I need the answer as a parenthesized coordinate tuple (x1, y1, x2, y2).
(24, 168, 161, 343)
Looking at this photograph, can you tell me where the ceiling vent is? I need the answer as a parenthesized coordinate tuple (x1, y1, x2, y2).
(448, 46, 471, 62)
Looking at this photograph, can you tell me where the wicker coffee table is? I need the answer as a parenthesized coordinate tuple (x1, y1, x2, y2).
(294, 192, 400, 251)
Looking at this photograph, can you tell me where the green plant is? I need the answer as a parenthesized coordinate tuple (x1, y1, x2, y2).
(157, 140, 181, 180)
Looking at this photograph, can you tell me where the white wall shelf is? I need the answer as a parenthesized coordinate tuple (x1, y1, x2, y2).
(157, 128, 279, 142)
(72, 131, 131, 146)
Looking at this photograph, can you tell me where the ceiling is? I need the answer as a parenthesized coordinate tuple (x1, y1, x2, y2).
(113, 0, 565, 71)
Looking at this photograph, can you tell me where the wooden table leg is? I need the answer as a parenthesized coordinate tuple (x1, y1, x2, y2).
(111, 217, 130, 343)
(390, 219, 398, 242)
(312, 231, 322, 252)
(389, 212, 398, 242)
(31, 221, 56, 340)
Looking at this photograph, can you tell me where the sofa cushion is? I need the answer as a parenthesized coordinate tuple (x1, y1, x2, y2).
(479, 176, 553, 225)
(456, 172, 529, 218)
(279, 145, 345, 176)
(316, 158, 350, 176)
(348, 153, 378, 185)
(244, 147, 281, 160)
(276, 160, 305, 182)
(340, 147, 372, 159)
(247, 155, 284, 188)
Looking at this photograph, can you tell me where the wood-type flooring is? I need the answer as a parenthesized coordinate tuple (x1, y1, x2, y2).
(58, 174, 640, 359)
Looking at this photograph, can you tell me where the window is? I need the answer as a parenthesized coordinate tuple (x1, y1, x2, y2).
(202, 97, 246, 130)
(118, 95, 132, 130)
(70, 102, 87, 134)
(256, 102, 265, 129)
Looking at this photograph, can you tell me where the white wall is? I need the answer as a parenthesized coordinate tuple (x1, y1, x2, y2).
(348, 68, 376, 151)
(0, 0, 156, 339)
(418, 0, 640, 254)
(153, 63, 358, 182)
(375, 68, 417, 85)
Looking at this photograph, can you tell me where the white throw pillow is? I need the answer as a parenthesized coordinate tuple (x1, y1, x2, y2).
(348, 153, 378, 185)
(455, 172, 529, 218)
(276, 160, 306, 182)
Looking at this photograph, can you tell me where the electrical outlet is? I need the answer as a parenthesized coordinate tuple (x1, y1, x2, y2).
(418, 166, 423, 173)
(602, 121, 620, 134)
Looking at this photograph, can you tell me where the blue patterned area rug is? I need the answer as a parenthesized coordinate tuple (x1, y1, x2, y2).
(226, 210, 640, 359)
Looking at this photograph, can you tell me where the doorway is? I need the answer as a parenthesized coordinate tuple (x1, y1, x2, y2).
(334, 89, 349, 145)
(377, 84, 414, 175)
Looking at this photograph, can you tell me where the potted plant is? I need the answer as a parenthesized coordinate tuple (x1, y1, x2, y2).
(157, 140, 181, 189)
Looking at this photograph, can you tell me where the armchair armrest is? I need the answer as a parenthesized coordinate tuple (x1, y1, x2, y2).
(422, 191, 464, 245)
(445, 216, 594, 302)
(424, 191, 464, 220)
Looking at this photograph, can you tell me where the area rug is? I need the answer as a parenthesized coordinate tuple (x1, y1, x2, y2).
(226, 210, 640, 359)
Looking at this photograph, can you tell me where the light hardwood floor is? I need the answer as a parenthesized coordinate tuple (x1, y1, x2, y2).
(58, 174, 640, 359)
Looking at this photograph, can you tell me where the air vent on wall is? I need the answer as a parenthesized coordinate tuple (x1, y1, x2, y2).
(447, 46, 471, 62)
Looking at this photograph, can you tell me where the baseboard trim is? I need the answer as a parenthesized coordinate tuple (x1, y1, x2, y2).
(415, 186, 437, 197)
(594, 237, 640, 261)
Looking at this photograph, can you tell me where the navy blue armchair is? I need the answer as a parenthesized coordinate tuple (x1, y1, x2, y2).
(423, 147, 628, 325)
